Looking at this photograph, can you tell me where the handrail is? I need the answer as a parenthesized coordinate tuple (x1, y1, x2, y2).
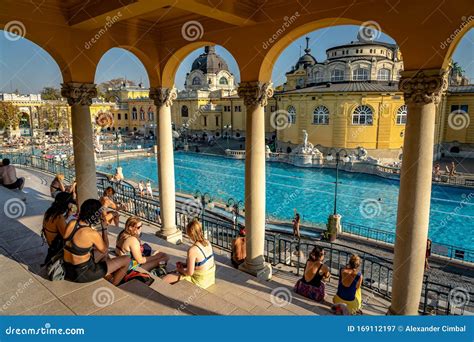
(3, 152, 472, 315)
(342, 222, 474, 263)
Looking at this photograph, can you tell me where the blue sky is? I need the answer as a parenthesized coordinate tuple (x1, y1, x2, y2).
(0, 25, 472, 93)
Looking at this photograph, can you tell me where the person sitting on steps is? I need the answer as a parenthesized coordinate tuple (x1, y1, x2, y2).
(42, 191, 76, 265)
(333, 254, 364, 315)
(231, 228, 246, 268)
(115, 216, 169, 274)
(294, 246, 330, 302)
(62, 199, 130, 285)
(0, 158, 25, 190)
(100, 187, 124, 226)
(163, 219, 215, 289)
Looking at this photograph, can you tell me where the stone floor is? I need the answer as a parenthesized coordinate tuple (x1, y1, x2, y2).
(0, 168, 391, 315)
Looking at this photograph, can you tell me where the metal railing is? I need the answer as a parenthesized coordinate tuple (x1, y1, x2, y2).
(3, 153, 473, 315)
(342, 222, 474, 263)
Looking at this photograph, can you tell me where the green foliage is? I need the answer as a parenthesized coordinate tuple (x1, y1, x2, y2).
(0, 101, 21, 130)
(41, 87, 61, 100)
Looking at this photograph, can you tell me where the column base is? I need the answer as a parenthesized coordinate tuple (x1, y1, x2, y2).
(239, 262, 272, 280)
(156, 228, 183, 245)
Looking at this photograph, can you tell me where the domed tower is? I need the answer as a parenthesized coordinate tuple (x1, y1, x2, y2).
(284, 37, 317, 90)
(294, 37, 317, 70)
(185, 46, 235, 92)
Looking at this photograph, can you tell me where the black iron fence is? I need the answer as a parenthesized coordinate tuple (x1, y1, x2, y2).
(4, 152, 473, 315)
(342, 222, 474, 263)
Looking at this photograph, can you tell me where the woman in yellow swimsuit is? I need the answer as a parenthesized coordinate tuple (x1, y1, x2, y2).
(163, 219, 215, 289)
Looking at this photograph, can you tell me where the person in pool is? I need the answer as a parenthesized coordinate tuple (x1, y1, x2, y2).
(163, 219, 215, 289)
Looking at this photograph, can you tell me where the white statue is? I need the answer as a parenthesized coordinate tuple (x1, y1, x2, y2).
(302, 130, 308, 149)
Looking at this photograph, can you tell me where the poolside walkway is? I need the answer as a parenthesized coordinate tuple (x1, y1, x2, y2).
(0, 168, 391, 316)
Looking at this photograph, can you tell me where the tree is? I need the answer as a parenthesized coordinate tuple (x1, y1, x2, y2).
(451, 61, 466, 76)
(41, 87, 61, 100)
(0, 101, 21, 135)
(97, 78, 136, 100)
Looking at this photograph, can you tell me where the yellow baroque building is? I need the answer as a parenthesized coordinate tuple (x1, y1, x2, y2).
(2, 40, 472, 161)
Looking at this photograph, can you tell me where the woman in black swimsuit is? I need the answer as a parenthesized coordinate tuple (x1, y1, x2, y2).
(294, 246, 330, 302)
(42, 191, 75, 264)
(63, 199, 130, 285)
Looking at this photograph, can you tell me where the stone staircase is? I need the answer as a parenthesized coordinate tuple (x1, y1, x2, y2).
(0, 168, 391, 316)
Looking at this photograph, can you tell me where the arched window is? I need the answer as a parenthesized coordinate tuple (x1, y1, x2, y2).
(139, 107, 145, 120)
(352, 105, 373, 125)
(219, 77, 228, 85)
(132, 107, 137, 120)
(377, 68, 391, 81)
(396, 105, 407, 125)
(287, 105, 296, 124)
(147, 107, 154, 121)
(312, 106, 330, 125)
(331, 69, 344, 82)
(192, 77, 201, 85)
(314, 71, 323, 83)
(181, 105, 189, 117)
(352, 68, 369, 81)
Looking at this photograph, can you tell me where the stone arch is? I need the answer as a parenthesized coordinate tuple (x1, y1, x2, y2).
(161, 41, 240, 88)
(258, 19, 402, 82)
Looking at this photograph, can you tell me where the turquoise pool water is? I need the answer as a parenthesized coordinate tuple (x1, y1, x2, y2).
(98, 152, 474, 251)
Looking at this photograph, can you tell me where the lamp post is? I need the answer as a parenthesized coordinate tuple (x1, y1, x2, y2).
(226, 197, 244, 229)
(115, 131, 122, 167)
(326, 148, 350, 215)
(193, 190, 214, 224)
(224, 124, 232, 149)
(182, 122, 189, 151)
(325, 148, 350, 240)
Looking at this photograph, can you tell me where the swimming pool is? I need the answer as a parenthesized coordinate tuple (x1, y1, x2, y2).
(97, 152, 474, 251)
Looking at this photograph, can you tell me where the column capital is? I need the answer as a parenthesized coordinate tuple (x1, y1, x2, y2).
(149, 87, 177, 107)
(60, 82, 97, 106)
(238, 82, 274, 107)
(399, 69, 448, 105)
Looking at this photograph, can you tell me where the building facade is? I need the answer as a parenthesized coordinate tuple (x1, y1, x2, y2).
(1, 40, 472, 159)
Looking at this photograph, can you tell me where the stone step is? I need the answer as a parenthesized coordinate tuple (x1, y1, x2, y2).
(149, 276, 252, 315)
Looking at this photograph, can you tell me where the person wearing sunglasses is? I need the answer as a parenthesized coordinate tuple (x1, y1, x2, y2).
(115, 216, 169, 272)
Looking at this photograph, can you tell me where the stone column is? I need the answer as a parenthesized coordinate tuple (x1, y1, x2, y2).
(61, 83, 98, 206)
(237, 82, 273, 280)
(149, 87, 182, 244)
(389, 69, 447, 315)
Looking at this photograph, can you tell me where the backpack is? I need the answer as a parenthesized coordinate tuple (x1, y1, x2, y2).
(46, 251, 65, 281)
(121, 270, 154, 286)
(45, 221, 82, 281)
